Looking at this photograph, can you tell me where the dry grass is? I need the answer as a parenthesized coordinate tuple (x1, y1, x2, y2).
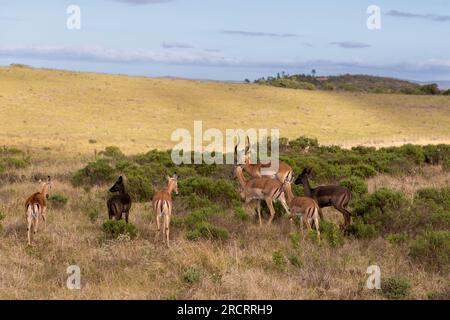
(1, 66, 449, 155)
(0, 157, 448, 300)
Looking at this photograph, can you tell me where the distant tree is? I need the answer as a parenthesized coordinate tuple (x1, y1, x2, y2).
(244, 78, 250, 83)
(420, 83, 440, 95)
(311, 69, 317, 77)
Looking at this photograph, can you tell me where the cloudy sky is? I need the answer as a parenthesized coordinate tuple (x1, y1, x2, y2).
(1, 0, 449, 81)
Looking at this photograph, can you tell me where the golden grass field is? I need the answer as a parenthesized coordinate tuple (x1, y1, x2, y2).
(1, 65, 449, 155)
(0, 65, 449, 300)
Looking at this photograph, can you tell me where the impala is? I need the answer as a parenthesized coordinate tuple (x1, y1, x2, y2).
(25, 176, 51, 246)
(152, 174, 179, 246)
(283, 181, 321, 243)
(235, 136, 293, 184)
(233, 165, 291, 226)
(107, 176, 132, 223)
(295, 168, 352, 229)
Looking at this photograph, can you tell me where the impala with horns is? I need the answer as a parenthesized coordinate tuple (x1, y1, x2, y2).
(235, 136, 293, 184)
(152, 174, 179, 247)
(24, 176, 52, 246)
(233, 164, 291, 226)
(283, 181, 321, 244)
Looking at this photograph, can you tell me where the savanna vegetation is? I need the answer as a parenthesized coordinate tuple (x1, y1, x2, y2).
(254, 73, 446, 95)
(0, 137, 448, 299)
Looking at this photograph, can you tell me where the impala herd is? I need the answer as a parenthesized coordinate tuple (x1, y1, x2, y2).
(24, 136, 353, 247)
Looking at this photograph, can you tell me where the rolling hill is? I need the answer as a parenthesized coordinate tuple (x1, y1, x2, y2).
(0, 65, 449, 155)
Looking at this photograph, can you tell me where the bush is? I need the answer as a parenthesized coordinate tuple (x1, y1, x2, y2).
(289, 232, 300, 250)
(348, 218, 378, 238)
(179, 177, 239, 207)
(48, 194, 68, 209)
(340, 176, 368, 199)
(287, 253, 302, 267)
(0, 211, 4, 229)
(122, 165, 154, 202)
(100, 146, 124, 159)
(234, 205, 249, 221)
(186, 221, 229, 241)
(386, 232, 409, 244)
(71, 159, 116, 187)
(427, 287, 450, 300)
(320, 220, 344, 246)
(353, 188, 410, 234)
(272, 250, 285, 269)
(381, 277, 411, 299)
(409, 230, 450, 272)
(102, 220, 137, 239)
(183, 266, 202, 284)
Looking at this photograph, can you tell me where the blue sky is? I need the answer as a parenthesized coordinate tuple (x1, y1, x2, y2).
(1, 0, 450, 81)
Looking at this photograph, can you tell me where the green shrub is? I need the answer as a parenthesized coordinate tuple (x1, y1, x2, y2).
(381, 277, 411, 299)
(71, 159, 116, 187)
(427, 287, 450, 300)
(289, 232, 300, 250)
(179, 177, 239, 207)
(0, 211, 5, 229)
(353, 188, 410, 234)
(320, 220, 344, 247)
(123, 165, 154, 202)
(183, 266, 202, 284)
(102, 220, 137, 239)
(409, 230, 450, 272)
(272, 250, 285, 269)
(100, 146, 124, 159)
(48, 194, 68, 208)
(234, 205, 249, 221)
(287, 253, 302, 267)
(348, 217, 378, 238)
(386, 232, 409, 244)
(340, 176, 368, 199)
(186, 221, 229, 241)
(350, 164, 377, 178)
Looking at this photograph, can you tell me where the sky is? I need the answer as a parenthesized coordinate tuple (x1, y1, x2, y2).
(0, 0, 450, 81)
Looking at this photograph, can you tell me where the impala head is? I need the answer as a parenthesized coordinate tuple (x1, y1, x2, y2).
(166, 173, 179, 195)
(294, 168, 312, 185)
(39, 176, 52, 199)
(234, 135, 251, 164)
(109, 176, 125, 193)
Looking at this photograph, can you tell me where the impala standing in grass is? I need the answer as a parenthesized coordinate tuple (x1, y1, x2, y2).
(233, 165, 291, 226)
(24, 176, 52, 246)
(152, 174, 179, 247)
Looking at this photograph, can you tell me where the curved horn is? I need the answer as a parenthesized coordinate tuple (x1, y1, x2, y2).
(245, 136, 250, 155)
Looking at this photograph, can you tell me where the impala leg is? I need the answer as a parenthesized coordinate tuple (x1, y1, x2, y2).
(256, 201, 262, 227)
(334, 206, 352, 229)
(155, 212, 161, 242)
(41, 206, 47, 230)
(265, 197, 276, 225)
(26, 207, 33, 246)
(314, 216, 321, 244)
(165, 214, 170, 247)
(318, 207, 325, 221)
(278, 194, 291, 217)
(33, 205, 40, 236)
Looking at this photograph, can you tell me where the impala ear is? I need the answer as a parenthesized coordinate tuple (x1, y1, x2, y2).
(306, 167, 312, 174)
(118, 176, 123, 182)
(47, 176, 51, 182)
(172, 172, 178, 180)
(301, 168, 307, 175)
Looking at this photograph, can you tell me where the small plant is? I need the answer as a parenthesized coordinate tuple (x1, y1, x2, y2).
(320, 220, 344, 247)
(48, 194, 68, 209)
(272, 250, 285, 269)
(386, 232, 409, 244)
(287, 253, 302, 268)
(186, 222, 228, 241)
(381, 276, 411, 299)
(0, 211, 5, 230)
(234, 205, 249, 221)
(289, 232, 300, 250)
(102, 220, 137, 240)
(88, 139, 97, 144)
(183, 266, 202, 284)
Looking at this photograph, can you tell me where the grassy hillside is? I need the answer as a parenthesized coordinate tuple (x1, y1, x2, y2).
(1, 65, 449, 155)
